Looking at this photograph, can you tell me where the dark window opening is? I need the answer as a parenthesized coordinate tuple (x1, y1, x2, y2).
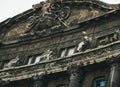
(92, 77, 106, 87)
(96, 79, 106, 87)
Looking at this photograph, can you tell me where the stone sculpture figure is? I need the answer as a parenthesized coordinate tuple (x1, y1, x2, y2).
(7, 57, 20, 68)
(41, 2, 51, 16)
(38, 50, 54, 62)
(115, 29, 120, 40)
(77, 31, 92, 51)
(26, 2, 57, 33)
(45, 50, 54, 60)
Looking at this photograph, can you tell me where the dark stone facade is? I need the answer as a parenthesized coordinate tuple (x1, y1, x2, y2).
(0, 0, 120, 87)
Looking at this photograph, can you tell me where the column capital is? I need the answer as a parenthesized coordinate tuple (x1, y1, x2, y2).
(32, 75, 46, 82)
(67, 65, 85, 75)
(110, 62, 120, 71)
(111, 62, 120, 66)
(67, 66, 85, 87)
(33, 75, 47, 87)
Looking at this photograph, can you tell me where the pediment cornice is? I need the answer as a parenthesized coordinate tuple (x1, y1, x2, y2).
(0, 0, 119, 42)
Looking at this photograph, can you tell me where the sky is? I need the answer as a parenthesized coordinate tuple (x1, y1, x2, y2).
(0, 0, 120, 22)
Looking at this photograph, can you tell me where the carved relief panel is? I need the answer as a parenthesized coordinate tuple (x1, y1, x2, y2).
(22, 2, 110, 35)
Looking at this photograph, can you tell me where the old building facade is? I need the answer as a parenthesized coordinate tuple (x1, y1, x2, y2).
(0, 0, 120, 87)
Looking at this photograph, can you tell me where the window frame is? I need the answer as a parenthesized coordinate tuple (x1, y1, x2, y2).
(66, 46, 76, 56)
(58, 46, 76, 58)
(27, 56, 34, 64)
(92, 76, 106, 87)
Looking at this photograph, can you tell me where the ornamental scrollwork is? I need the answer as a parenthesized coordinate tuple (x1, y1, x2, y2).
(25, 2, 71, 35)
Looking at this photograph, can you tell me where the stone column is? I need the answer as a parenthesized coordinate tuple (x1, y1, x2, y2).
(109, 63, 120, 87)
(33, 75, 47, 87)
(68, 68, 85, 87)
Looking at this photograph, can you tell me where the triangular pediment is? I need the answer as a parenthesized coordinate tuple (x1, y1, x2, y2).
(0, 0, 119, 42)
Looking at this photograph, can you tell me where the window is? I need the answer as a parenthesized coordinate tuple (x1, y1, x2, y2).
(60, 49, 67, 57)
(67, 47, 75, 56)
(28, 57, 34, 64)
(27, 53, 45, 65)
(93, 77, 106, 87)
(27, 52, 50, 65)
(34, 56, 41, 63)
(59, 46, 75, 57)
(96, 80, 106, 87)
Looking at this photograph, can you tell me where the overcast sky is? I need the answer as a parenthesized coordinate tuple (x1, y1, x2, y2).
(0, 0, 120, 22)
